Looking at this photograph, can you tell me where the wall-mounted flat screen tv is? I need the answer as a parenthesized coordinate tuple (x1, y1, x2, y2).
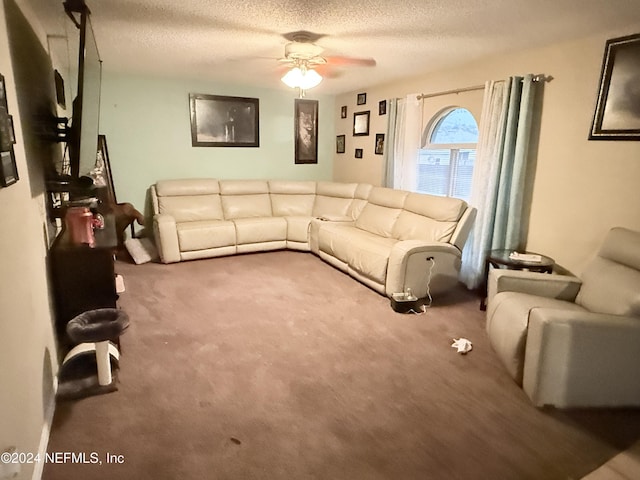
(66, 1, 101, 180)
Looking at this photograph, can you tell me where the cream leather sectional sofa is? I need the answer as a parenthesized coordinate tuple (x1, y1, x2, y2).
(151, 179, 476, 298)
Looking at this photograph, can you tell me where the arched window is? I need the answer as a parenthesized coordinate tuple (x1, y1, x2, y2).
(417, 108, 478, 202)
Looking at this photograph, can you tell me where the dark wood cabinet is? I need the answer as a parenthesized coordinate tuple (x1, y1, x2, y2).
(49, 214, 119, 349)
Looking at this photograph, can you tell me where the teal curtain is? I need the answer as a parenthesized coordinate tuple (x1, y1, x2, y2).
(460, 75, 537, 289)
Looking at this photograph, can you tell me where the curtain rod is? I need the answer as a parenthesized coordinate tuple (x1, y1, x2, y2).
(416, 74, 551, 101)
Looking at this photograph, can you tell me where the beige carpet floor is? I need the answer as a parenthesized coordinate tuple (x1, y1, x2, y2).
(44, 251, 640, 479)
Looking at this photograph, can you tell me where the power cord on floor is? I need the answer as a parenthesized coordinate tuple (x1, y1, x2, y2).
(406, 257, 435, 315)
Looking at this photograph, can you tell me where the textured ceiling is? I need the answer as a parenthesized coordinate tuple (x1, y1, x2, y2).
(25, 0, 640, 95)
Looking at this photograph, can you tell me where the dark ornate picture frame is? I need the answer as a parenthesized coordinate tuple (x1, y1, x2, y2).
(375, 133, 385, 155)
(294, 98, 318, 164)
(336, 134, 345, 153)
(589, 33, 640, 140)
(0, 73, 18, 188)
(357, 93, 367, 105)
(353, 111, 370, 136)
(54, 69, 66, 109)
(190, 93, 260, 147)
(379, 100, 387, 115)
(97, 134, 117, 204)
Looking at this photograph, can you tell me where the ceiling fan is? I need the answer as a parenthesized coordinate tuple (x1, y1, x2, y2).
(277, 31, 376, 93)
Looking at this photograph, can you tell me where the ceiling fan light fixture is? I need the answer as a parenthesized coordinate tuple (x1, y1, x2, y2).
(281, 66, 322, 90)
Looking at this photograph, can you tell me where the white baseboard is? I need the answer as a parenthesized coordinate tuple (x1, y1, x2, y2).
(31, 380, 56, 480)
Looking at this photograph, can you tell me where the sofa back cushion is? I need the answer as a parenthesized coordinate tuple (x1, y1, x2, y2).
(576, 228, 640, 318)
(156, 178, 220, 197)
(355, 187, 407, 238)
(349, 183, 373, 219)
(155, 179, 224, 222)
(269, 181, 316, 216)
(220, 180, 272, 219)
(392, 192, 467, 243)
(312, 182, 358, 217)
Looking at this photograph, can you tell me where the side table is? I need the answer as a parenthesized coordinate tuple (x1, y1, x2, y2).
(480, 249, 555, 310)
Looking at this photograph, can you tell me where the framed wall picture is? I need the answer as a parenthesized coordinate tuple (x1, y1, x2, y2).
(294, 98, 318, 164)
(340, 105, 347, 119)
(0, 150, 18, 187)
(0, 74, 12, 151)
(54, 69, 66, 109)
(353, 111, 370, 136)
(189, 93, 260, 147)
(589, 33, 640, 140)
(7, 116, 15, 144)
(379, 100, 387, 115)
(0, 73, 6, 109)
(355, 148, 363, 158)
(375, 133, 385, 155)
(97, 134, 117, 204)
(357, 93, 367, 105)
(336, 134, 345, 154)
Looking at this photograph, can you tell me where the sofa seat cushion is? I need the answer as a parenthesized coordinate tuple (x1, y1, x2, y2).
(233, 217, 287, 245)
(318, 224, 398, 284)
(176, 220, 236, 252)
(487, 292, 586, 384)
(284, 216, 313, 243)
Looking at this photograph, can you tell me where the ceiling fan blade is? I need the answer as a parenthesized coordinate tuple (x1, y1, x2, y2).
(325, 56, 376, 67)
(313, 64, 342, 79)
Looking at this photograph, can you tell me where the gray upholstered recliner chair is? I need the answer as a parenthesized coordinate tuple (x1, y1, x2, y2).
(486, 227, 640, 408)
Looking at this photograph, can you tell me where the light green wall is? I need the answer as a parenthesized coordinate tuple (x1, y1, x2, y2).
(99, 72, 335, 213)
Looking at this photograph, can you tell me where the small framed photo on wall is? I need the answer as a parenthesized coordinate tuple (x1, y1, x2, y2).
(379, 100, 387, 115)
(357, 93, 367, 105)
(355, 148, 363, 158)
(336, 134, 345, 154)
(0, 150, 19, 187)
(375, 133, 385, 155)
(340, 106, 347, 119)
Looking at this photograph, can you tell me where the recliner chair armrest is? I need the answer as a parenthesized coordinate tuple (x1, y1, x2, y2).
(488, 269, 581, 306)
(524, 308, 640, 407)
(153, 214, 181, 264)
(387, 240, 462, 298)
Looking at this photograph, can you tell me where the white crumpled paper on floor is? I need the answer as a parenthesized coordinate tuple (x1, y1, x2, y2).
(451, 338, 473, 354)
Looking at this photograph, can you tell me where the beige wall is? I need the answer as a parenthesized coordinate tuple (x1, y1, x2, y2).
(0, 1, 59, 478)
(334, 26, 640, 276)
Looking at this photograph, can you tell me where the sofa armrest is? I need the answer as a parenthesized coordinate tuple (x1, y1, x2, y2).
(387, 240, 462, 298)
(153, 214, 181, 264)
(450, 206, 477, 251)
(523, 308, 640, 407)
(488, 269, 581, 306)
